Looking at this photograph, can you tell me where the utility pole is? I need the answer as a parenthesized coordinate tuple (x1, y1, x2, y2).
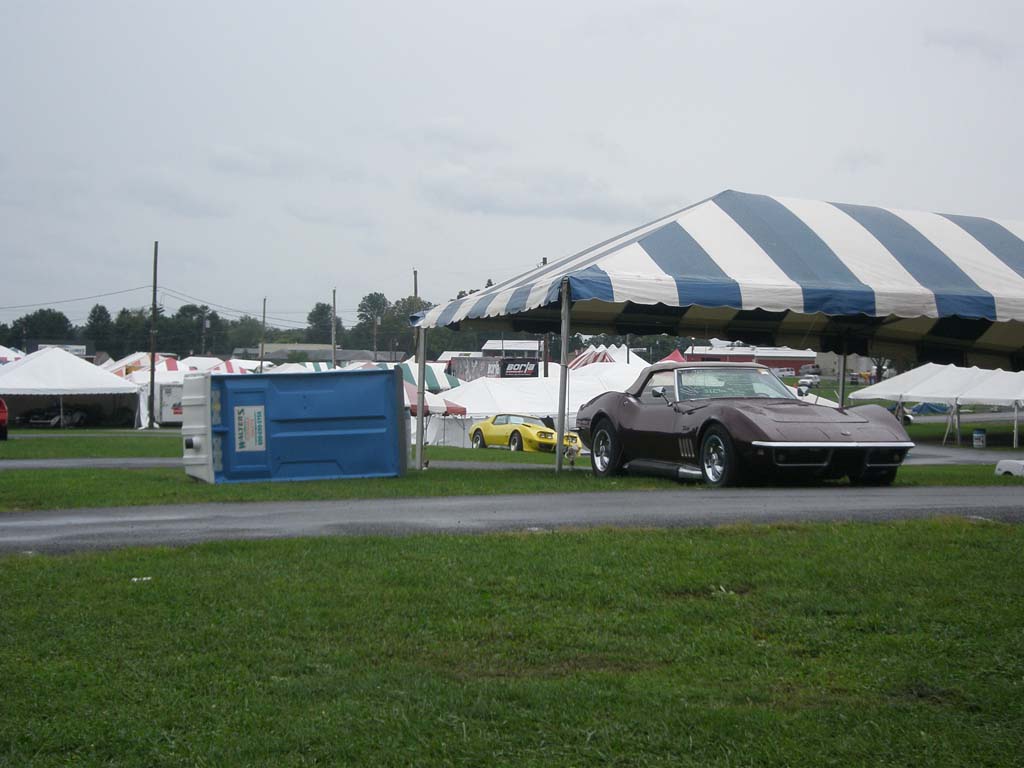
(331, 288, 337, 369)
(148, 241, 158, 429)
(259, 297, 267, 373)
(200, 309, 207, 355)
(413, 268, 418, 298)
(373, 316, 380, 360)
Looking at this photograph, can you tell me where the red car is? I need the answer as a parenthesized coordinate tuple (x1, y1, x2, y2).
(576, 362, 913, 486)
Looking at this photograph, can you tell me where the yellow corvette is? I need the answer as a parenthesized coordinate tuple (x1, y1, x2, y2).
(470, 414, 580, 453)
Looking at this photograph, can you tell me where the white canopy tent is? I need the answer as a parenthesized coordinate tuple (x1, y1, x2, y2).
(0, 347, 143, 426)
(853, 363, 1023, 446)
(0, 345, 25, 365)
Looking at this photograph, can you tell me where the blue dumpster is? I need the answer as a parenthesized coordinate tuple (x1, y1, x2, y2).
(182, 368, 407, 483)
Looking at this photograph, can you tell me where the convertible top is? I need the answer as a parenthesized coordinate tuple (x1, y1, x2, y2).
(624, 361, 772, 398)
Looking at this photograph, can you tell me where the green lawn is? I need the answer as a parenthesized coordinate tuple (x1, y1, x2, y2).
(0, 434, 182, 459)
(0, 464, 1020, 514)
(1, 520, 1021, 766)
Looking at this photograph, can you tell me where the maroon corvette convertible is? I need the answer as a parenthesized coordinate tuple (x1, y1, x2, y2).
(575, 362, 913, 487)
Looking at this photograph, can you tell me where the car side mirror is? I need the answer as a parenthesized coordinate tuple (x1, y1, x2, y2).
(797, 385, 809, 397)
(652, 386, 667, 400)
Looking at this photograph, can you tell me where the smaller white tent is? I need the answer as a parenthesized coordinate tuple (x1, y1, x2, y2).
(0, 345, 24, 365)
(0, 347, 143, 425)
(849, 363, 951, 403)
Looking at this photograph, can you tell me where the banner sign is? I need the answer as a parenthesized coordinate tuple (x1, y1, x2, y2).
(500, 358, 539, 378)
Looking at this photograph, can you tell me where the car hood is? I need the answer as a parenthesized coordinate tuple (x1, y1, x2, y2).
(733, 400, 868, 424)
(728, 401, 908, 443)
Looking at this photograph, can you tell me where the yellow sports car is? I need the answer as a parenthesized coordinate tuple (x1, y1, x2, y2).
(470, 414, 580, 453)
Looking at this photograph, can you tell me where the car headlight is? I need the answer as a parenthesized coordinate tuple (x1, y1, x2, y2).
(569, 436, 578, 443)
(537, 431, 554, 439)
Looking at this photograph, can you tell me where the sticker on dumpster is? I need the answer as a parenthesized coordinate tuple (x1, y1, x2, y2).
(234, 405, 266, 452)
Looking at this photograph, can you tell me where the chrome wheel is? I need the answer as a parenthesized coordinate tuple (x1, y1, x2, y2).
(472, 431, 484, 449)
(702, 434, 726, 483)
(593, 428, 612, 473)
(509, 432, 522, 452)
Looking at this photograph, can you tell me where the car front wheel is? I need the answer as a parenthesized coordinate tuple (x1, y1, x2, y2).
(472, 431, 486, 449)
(700, 426, 739, 487)
(509, 432, 523, 452)
(590, 419, 622, 477)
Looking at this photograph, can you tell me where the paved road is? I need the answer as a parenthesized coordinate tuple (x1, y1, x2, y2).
(2, 486, 1021, 554)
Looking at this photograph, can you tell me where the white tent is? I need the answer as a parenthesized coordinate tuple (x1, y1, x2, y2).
(955, 370, 1024, 448)
(0, 347, 142, 426)
(0, 345, 24, 365)
(853, 363, 1018, 446)
(179, 356, 225, 372)
(849, 363, 952, 403)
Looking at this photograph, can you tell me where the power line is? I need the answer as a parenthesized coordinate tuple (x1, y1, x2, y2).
(0, 285, 151, 311)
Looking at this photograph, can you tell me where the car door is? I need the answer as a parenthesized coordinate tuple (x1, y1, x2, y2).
(618, 370, 680, 462)
(489, 414, 510, 445)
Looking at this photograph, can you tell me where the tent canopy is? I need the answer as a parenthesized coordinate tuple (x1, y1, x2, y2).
(414, 190, 1024, 366)
(853, 363, 1024, 406)
(0, 347, 140, 396)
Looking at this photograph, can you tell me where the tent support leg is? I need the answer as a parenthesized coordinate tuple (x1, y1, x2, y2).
(60, 395, 64, 429)
(555, 278, 571, 474)
(415, 327, 427, 470)
(838, 338, 848, 408)
(955, 403, 962, 447)
(1014, 402, 1019, 450)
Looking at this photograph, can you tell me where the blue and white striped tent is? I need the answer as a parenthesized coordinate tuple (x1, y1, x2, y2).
(414, 190, 1024, 366)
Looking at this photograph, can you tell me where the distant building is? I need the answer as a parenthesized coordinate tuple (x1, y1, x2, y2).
(681, 342, 815, 374)
(233, 344, 401, 363)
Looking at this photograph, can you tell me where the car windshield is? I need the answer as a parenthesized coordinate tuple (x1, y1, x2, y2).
(675, 367, 796, 401)
(508, 415, 546, 427)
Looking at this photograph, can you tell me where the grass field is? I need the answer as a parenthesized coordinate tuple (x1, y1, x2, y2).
(1, 519, 1021, 766)
(0, 463, 1021, 513)
(0, 434, 182, 459)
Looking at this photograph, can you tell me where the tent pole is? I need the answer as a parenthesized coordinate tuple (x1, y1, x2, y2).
(60, 395, 64, 429)
(838, 337, 848, 407)
(1014, 402, 1019, 450)
(415, 327, 427, 470)
(955, 402, 962, 447)
(555, 278, 570, 474)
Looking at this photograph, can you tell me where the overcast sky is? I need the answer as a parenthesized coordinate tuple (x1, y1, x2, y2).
(1, 0, 1021, 330)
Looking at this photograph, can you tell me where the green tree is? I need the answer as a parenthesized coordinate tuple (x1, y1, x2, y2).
(10, 308, 75, 346)
(0, 322, 10, 347)
(356, 293, 390, 326)
(226, 316, 264, 352)
(305, 302, 345, 345)
(82, 304, 114, 353)
(112, 308, 151, 359)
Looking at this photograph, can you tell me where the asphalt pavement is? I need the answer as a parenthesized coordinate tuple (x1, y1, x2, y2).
(2, 486, 1022, 554)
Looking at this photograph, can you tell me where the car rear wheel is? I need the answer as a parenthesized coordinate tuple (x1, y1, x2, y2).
(509, 432, 523, 452)
(591, 419, 622, 477)
(471, 430, 486, 449)
(700, 426, 739, 487)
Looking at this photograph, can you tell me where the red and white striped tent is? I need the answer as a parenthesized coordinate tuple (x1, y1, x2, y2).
(568, 346, 616, 369)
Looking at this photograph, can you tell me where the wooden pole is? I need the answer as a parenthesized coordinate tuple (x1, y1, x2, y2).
(331, 288, 337, 369)
(259, 297, 267, 373)
(148, 241, 158, 429)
